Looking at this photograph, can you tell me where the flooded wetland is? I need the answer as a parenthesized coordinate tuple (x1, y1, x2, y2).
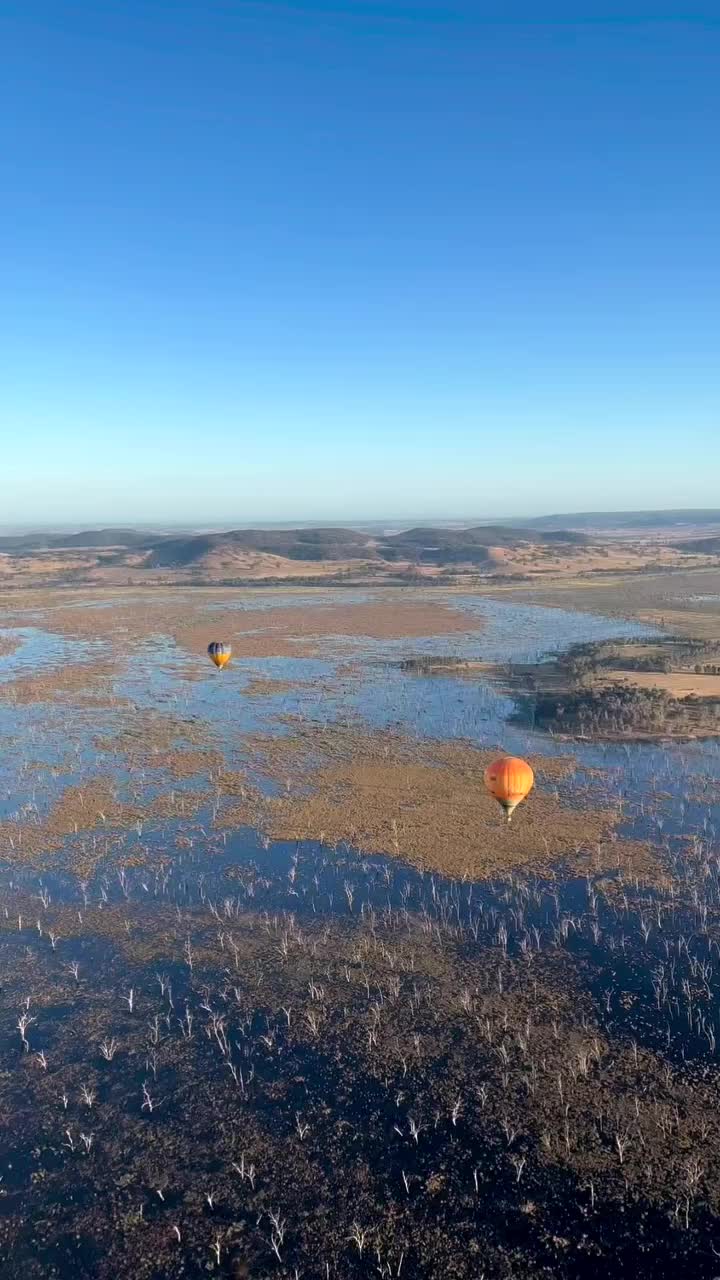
(2, 585, 720, 1278)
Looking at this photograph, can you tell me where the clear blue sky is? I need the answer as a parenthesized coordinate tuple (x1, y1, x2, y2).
(2, 3, 719, 524)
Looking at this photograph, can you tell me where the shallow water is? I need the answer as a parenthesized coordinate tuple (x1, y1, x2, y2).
(3, 592, 715, 851)
(2, 591, 720, 1277)
(1, 591, 718, 903)
(0, 626, 97, 681)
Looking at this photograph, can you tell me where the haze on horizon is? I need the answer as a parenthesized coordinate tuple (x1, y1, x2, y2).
(2, 3, 719, 525)
(5, 507, 720, 541)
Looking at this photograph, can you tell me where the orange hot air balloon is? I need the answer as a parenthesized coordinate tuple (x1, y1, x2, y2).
(484, 756, 534, 822)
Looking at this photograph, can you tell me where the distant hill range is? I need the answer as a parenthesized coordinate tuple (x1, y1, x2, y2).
(0, 524, 588, 569)
(0, 528, 152, 551)
(502, 509, 720, 533)
(4, 510, 720, 552)
(2, 515, 719, 588)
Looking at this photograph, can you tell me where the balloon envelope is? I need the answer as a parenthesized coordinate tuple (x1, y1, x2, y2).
(208, 641, 232, 669)
(484, 756, 534, 820)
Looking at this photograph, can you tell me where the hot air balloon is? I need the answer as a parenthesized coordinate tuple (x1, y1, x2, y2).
(208, 641, 232, 669)
(484, 756, 534, 822)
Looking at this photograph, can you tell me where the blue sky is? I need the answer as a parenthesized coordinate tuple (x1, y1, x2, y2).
(2, 3, 719, 524)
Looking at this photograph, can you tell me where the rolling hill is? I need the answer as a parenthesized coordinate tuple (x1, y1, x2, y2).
(0, 523, 590, 575)
(139, 524, 587, 570)
(672, 536, 720, 554)
(144, 528, 381, 568)
(2, 518, 716, 588)
(380, 525, 587, 564)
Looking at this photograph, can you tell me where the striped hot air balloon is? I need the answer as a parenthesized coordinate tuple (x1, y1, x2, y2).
(484, 756, 534, 822)
(207, 641, 232, 670)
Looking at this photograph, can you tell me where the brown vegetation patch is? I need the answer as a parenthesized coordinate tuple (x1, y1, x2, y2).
(0, 631, 20, 657)
(638, 608, 720, 640)
(217, 727, 653, 880)
(231, 723, 571, 786)
(0, 776, 212, 875)
(147, 748, 224, 779)
(0, 778, 144, 861)
(95, 710, 213, 758)
(242, 676, 300, 697)
(215, 768, 251, 796)
(170, 598, 479, 659)
(599, 669, 720, 697)
(490, 540, 715, 580)
(51, 778, 140, 836)
(0, 657, 121, 706)
(574, 838, 668, 886)
(264, 760, 605, 879)
(97, 721, 223, 780)
(2, 591, 480, 662)
(151, 789, 212, 820)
